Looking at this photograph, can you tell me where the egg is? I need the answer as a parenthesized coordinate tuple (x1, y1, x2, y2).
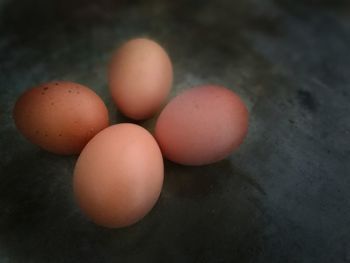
(73, 123, 164, 228)
(155, 85, 249, 166)
(13, 81, 109, 155)
(108, 38, 173, 120)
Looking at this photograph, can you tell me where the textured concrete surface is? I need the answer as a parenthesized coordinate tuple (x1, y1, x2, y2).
(0, 0, 350, 262)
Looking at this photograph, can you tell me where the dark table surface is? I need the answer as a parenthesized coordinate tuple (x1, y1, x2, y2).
(0, 0, 350, 262)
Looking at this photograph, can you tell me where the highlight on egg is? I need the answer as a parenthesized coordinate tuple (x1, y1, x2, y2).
(73, 123, 164, 228)
(13, 81, 109, 155)
(155, 85, 249, 166)
(108, 38, 173, 120)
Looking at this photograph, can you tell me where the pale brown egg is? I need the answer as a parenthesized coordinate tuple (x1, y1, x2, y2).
(155, 85, 249, 166)
(108, 38, 173, 120)
(73, 123, 164, 228)
(13, 81, 109, 155)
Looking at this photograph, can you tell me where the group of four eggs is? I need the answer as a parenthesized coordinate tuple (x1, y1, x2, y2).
(13, 38, 249, 228)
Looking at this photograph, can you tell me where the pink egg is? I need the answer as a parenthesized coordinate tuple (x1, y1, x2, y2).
(155, 85, 249, 166)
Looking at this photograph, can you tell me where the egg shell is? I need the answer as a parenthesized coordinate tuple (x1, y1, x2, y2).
(155, 85, 249, 166)
(13, 81, 109, 155)
(108, 38, 173, 120)
(73, 123, 164, 228)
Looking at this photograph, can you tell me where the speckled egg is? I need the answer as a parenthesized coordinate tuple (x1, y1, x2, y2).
(13, 81, 109, 155)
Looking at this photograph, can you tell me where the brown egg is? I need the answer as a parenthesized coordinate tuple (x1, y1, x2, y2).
(13, 81, 109, 155)
(155, 85, 249, 166)
(73, 123, 164, 228)
(108, 38, 173, 120)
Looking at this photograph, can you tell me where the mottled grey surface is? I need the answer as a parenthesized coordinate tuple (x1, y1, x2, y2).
(0, 0, 350, 262)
